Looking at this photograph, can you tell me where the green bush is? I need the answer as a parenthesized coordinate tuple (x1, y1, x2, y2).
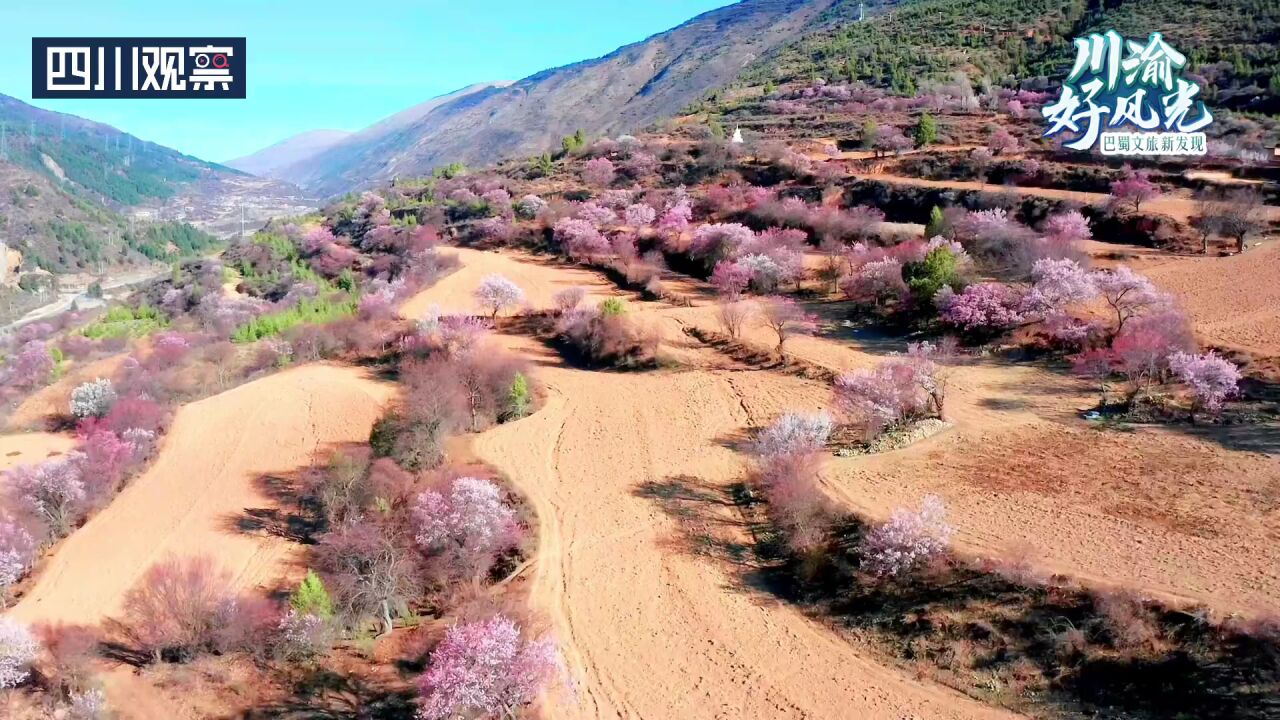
(82, 304, 168, 339)
(902, 247, 962, 303)
(230, 294, 358, 343)
(599, 297, 627, 317)
(290, 570, 334, 619)
(505, 372, 531, 420)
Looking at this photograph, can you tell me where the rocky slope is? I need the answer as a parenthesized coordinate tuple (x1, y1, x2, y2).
(280, 0, 837, 196)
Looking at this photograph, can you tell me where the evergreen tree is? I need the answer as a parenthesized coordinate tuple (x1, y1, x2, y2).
(507, 373, 530, 420)
(924, 205, 949, 238)
(914, 113, 938, 148)
(861, 119, 878, 150)
(290, 570, 334, 619)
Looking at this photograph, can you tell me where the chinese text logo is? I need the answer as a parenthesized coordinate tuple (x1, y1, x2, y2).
(1042, 31, 1211, 156)
(32, 38, 246, 99)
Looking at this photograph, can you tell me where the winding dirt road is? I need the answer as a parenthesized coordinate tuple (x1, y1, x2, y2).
(8, 363, 394, 627)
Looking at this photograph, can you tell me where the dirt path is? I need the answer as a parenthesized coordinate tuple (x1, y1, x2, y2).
(403, 255, 1020, 718)
(7, 363, 395, 627)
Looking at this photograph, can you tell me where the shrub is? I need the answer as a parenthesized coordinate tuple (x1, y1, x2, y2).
(752, 412, 834, 458)
(69, 378, 117, 419)
(77, 429, 138, 502)
(230, 295, 359, 343)
(902, 248, 961, 306)
(412, 476, 521, 581)
(833, 353, 940, 440)
(101, 395, 167, 434)
(148, 332, 193, 369)
(0, 618, 39, 688)
(34, 623, 99, 694)
(474, 275, 525, 319)
(1169, 351, 1241, 414)
(68, 688, 110, 720)
(554, 306, 657, 368)
(276, 609, 334, 661)
(860, 495, 953, 578)
(514, 194, 548, 220)
(417, 615, 564, 720)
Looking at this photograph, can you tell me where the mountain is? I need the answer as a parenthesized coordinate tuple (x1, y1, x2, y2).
(263, 81, 514, 194)
(225, 129, 352, 179)
(278, 0, 838, 196)
(0, 93, 317, 277)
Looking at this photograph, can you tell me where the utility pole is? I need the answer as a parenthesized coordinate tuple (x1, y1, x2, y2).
(858, 2, 864, 21)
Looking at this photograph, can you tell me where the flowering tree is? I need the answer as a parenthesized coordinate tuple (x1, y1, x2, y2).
(860, 495, 953, 578)
(581, 157, 617, 187)
(70, 378, 118, 419)
(417, 614, 565, 720)
(575, 202, 618, 227)
(657, 199, 693, 237)
(412, 477, 521, 580)
(150, 332, 193, 369)
(8, 457, 86, 538)
(840, 258, 906, 307)
(474, 275, 525, 319)
(514, 194, 548, 220)
(1169, 351, 1241, 415)
(0, 517, 36, 603)
(554, 218, 610, 262)
(938, 283, 1024, 333)
(690, 223, 754, 268)
(1110, 169, 1161, 213)
(1021, 258, 1096, 317)
(0, 618, 39, 688)
(987, 127, 1019, 155)
(752, 412, 834, 458)
(623, 203, 657, 227)
(1042, 210, 1092, 245)
(833, 351, 940, 439)
(5, 340, 54, 389)
(1090, 265, 1166, 335)
(760, 296, 818, 354)
(711, 260, 753, 298)
(718, 300, 751, 339)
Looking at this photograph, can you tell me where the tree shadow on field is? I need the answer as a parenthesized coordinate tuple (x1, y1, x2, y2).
(222, 441, 368, 545)
(242, 668, 417, 720)
(634, 475, 760, 568)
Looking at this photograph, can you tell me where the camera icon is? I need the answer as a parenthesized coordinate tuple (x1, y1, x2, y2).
(188, 44, 234, 90)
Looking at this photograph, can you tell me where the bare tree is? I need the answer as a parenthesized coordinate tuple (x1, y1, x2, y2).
(1215, 188, 1265, 253)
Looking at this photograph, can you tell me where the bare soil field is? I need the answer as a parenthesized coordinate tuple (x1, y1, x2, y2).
(0, 432, 75, 473)
(398, 246, 1280, 717)
(8, 363, 395, 628)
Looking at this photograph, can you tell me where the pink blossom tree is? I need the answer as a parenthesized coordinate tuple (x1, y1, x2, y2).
(690, 223, 754, 268)
(581, 157, 617, 187)
(1021, 258, 1096, 317)
(1090, 265, 1167, 335)
(411, 477, 521, 581)
(1110, 169, 1161, 213)
(1169, 351, 1241, 416)
(474, 275, 525, 320)
(938, 283, 1025, 334)
(554, 218, 610, 262)
(5, 340, 54, 389)
(860, 495, 953, 578)
(623, 203, 657, 228)
(760, 296, 818, 354)
(839, 258, 906, 308)
(417, 615, 565, 720)
(7, 456, 86, 538)
(711, 260, 753, 298)
(987, 127, 1020, 155)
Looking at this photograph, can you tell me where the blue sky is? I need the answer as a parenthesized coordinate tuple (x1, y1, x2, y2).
(0, 1, 736, 162)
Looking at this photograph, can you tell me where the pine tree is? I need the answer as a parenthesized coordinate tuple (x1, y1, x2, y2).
(914, 113, 937, 148)
(290, 569, 334, 619)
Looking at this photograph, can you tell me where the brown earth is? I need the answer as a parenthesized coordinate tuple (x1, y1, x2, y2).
(399, 247, 1280, 717)
(8, 363, 395, 629)
(0, 432, 75, 474)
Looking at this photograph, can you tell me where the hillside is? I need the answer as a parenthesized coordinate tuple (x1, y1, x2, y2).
(735, 0, 1280, 114)
(0, 94, 316, 278)
(224, 129, 352, 179)
(281, 0, 837, 196)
